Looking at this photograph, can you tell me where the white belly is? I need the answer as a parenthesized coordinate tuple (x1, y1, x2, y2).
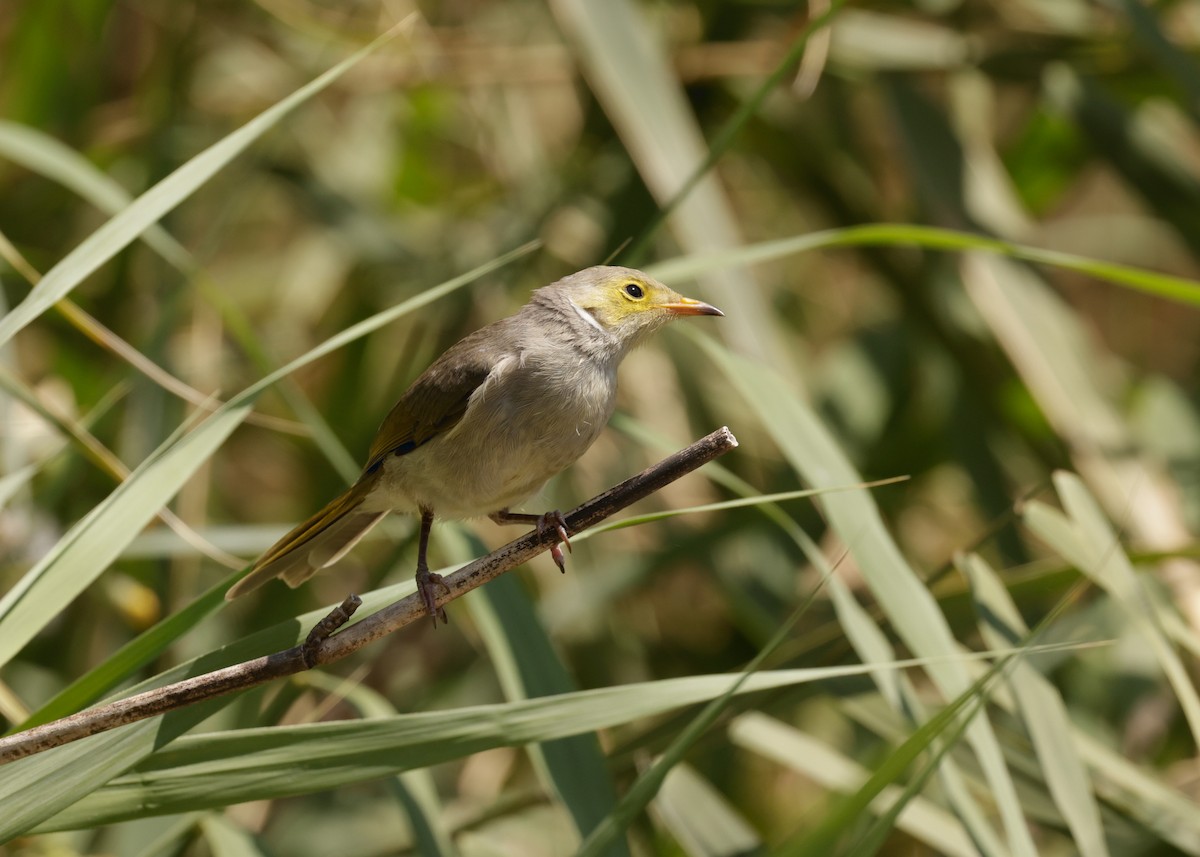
(365, 354, 617, 518)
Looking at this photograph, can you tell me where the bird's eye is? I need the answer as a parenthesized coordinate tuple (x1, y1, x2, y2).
(624, 283, 644, 299)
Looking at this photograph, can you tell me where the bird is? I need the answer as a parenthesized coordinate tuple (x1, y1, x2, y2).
(225, 265, 722, 623)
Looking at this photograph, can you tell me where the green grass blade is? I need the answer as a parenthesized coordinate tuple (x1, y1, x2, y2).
(580, 482, 905, 537)
(692, 335, 1038, 856)
(32, 655, 1055, 834)
(812, 472, 1016, 854)
(729, 713, 976, 857)
(8, 242, 532, 716)
(651, 762, 762, 856)
(129, 814, 204, 857)
(0, 24, 403, 349)
(777, 678, 990, 856)
(0, 403, 252, 670)
(14, 571, 237, 731)
(824, 572, 1008, 856)
(548, 0, 787, 374)
(1025, 473, 1200, 744)
(0, 119, 361, 482)
(0, 243, 532, 838)
(0, 120, 189, 269)
(298, 673, 456, 857)
(0, 696, 223, 842)
(199, 814, 267, 857)
(574, 573, 827, 857)
(648, 224, 1200, 307)
(461, 527, 629, 857)
(0, 575, 1092, 845)
(0, 576, 419, 840)
(960, 551, 1110, 857)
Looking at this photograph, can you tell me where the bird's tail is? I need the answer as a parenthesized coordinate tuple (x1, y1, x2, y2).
(226, 484, 387, 600)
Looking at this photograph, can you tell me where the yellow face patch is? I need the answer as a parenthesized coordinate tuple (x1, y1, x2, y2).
(562, 268, 720, 331)
(587, 273, 677, 323)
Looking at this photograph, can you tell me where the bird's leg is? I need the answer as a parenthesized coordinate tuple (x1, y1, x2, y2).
(489, 509, 572, 573)
(415, 508, 449, 626)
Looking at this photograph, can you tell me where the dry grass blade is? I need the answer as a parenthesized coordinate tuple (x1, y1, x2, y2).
(0, 368, 244, 569)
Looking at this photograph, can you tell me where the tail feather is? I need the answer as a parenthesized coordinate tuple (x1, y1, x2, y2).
(280, 509, 387, 586)
(226, 486, 387, 600)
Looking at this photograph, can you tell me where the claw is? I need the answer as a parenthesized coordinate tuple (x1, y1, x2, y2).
(538, 511, 571, 573)
(540, 511, 571, 552)
(491, 508, 573, 573)
(416, 567, 450, 627)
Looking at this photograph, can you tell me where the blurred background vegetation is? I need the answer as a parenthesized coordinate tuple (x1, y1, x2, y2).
(3, 0, 1200, 854)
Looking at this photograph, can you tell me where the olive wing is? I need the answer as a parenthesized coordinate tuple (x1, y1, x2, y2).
(364, 328, 507, 473)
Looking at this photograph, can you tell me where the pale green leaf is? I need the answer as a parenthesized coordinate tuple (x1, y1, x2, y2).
(200, 814, 267, 857)
(0, 120, 189, 269)
(0, 24, 405, 349)
(647, 225, 1200, 307)
(549, 0, 786, 375)
(729, 712, 976, 857)
(651, 762, 761, 857)
(693, 334, 1037, 856)
(825, 572, 1008, 856)
(1025, 474, 1200, 743)
(960, 551, 1110, 857)
(26, 648, 1076, 835)
(462, 534, 627, 857)
(0, 404, 252, 670)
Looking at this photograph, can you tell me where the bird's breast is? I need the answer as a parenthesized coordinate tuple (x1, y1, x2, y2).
(368, 351, 619, 518)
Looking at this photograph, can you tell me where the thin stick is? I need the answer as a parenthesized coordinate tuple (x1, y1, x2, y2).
(0, 427, 738, 764)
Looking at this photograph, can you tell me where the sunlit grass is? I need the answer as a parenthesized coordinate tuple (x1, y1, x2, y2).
(1, 1, 1199, 855)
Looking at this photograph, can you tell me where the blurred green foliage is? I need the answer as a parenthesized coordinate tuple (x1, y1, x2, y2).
(2, 0, 1200, 855)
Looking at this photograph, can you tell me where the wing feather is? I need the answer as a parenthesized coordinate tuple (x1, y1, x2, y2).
(365, 323, 513, 473)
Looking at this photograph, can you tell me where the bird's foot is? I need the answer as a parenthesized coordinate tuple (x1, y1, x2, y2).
(538, 510, 572, 573)
(302, 594, 362, 667)
(416, 566, 450, 627)
(491, 508, 573, 572)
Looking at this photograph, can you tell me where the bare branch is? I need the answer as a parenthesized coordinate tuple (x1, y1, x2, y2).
(0, 427, 738, 764)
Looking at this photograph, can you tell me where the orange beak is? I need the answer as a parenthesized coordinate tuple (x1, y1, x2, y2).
(662, 296, 724, 317)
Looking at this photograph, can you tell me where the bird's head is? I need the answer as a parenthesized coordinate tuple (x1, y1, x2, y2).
(543, 266, 723, 348)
